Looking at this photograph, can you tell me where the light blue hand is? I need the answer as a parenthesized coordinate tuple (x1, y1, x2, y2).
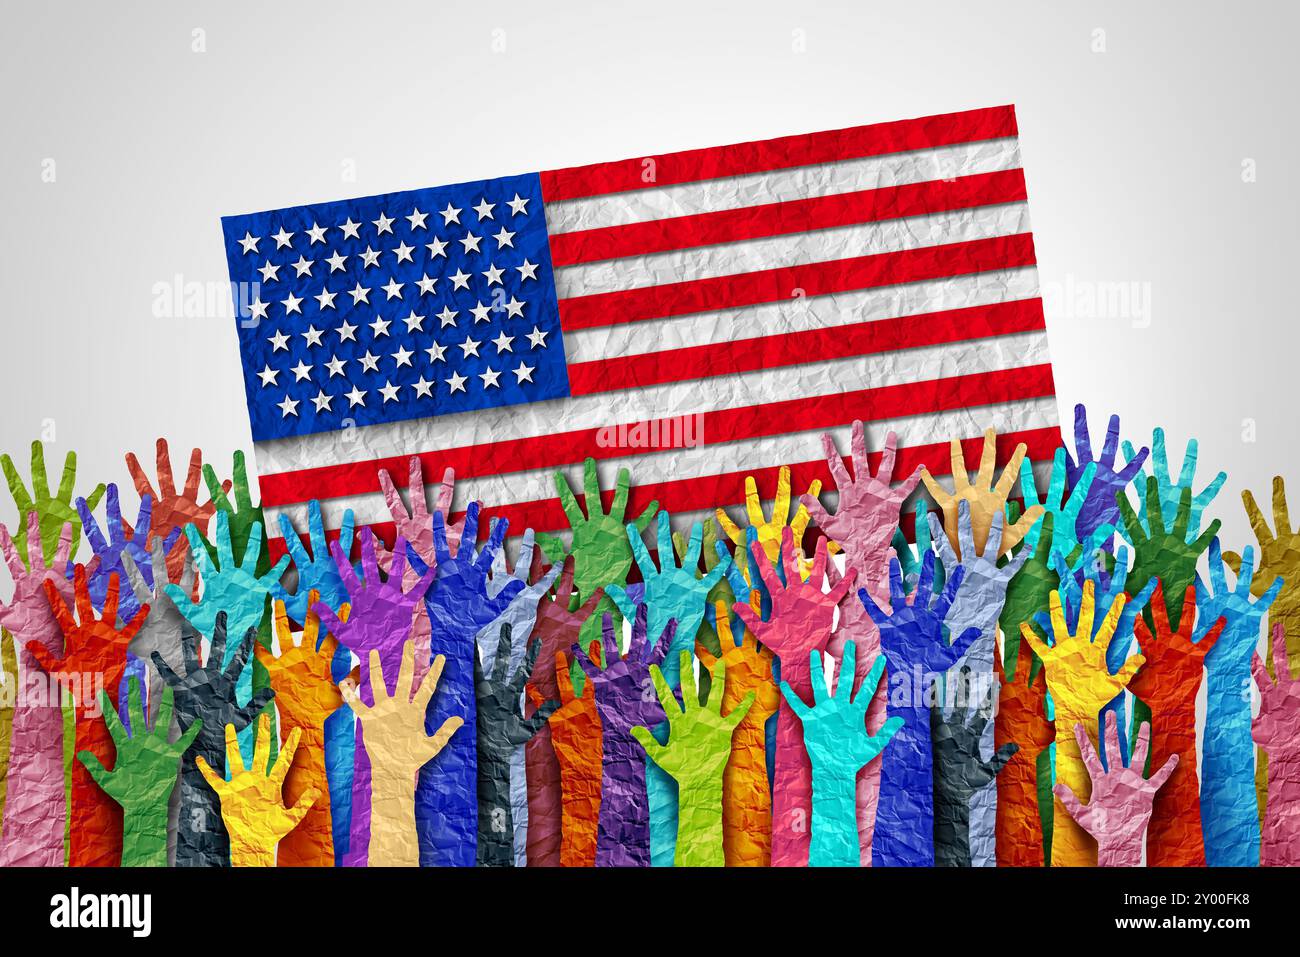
(780, 640, 901, 867)
(1121, 427, 1227, 537)
(1196, 538, 1283, 866)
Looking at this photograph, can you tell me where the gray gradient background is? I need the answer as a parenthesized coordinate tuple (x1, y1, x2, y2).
(0, 0, 1293, 555)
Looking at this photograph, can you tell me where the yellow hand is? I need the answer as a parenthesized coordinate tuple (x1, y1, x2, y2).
(196, 715, 319, 867)
(921, 428, 1044, 558)
(1019, 581, 1143, 866)
(716, 465, 833, 563)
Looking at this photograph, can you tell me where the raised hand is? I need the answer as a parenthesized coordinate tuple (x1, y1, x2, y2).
(1, 440, 104, 563)
(920, 428, 1043, 559)
(1018, 446, 1115, 558)
(859, 551, 978, 866)
(609, 512, 729, 687)
(993, 635, 1054, 867)
(169, 512, 288, 725)
(125, 438, 228, 548)
(196, 715, 319, 867)
(733, 526, 856, 867)
(800, 422, 920, 590)
(1122, 427, 1226, 538)
(1119, 477, 1220, 630)
(546, 643, 603, 867)
(475, 623, 557, 867)
(574, 606, 675, 867)
(1019, 581, 1143, 866)
(77, 483, 155, 619)
(997, 510, 1059, 681)
(696, 600, 780, 866)
(29, 565, 147, 867)
(121, 535, 197, 866)
(1225, 477, 1300, 663)
(1061, 404, 1149, 544)
(1252, 624, 1300, 865)
(1198, 539, 1283, 865)
(272, 500, 356, 624)
(77, 677, 200, 866)
(891, 499, 944, 595)
(378, 456, 460, 565)
(340, 642, 462, 867)
(1054, 712, 1178, 867)
(405, 502, 522, 868)
(522, 557, 606, 866)
(632, 650, 754, 867)
(716, 464, 823, 563)
(315, 526, 432, 867)
(1127, 582, 1224, 866)
(537, 458, 659, 602)
(199, 450, 266, 569)
(151, 613, 275, 867)
(1048, 544, 1156, 766)
(0, 510, 75, 866)
(782, 641, 900, 866)
(931, 674, 1019, 867)
(255, 597, 343, 867)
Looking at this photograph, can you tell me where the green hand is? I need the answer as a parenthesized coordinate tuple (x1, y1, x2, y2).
(76, 678, 201, 867)
(631, 651, 754, 867)
(200, 450, 267, 572)
(536, 458, 658, 603)
(1, 441, 105, 565)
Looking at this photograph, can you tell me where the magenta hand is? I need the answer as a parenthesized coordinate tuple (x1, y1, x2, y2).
(0, 512, 74, 866)
(1253, 623, 1300, 866)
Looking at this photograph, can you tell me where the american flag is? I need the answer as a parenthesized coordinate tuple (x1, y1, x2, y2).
(221, 105, 1059, 554)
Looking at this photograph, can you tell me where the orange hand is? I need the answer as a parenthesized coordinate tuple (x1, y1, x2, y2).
(255, 595, 349, 867)
(696, 601, 779, 866)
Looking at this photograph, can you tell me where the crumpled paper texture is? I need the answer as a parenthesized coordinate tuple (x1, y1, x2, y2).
(0, 512, 72, 866)
(862, 552, 977, 866)
(256, 597, 342, 866)
(155, 613, 274, 867)
(1127, 583, 1222, 866)
(993, 633, 1053, 867)
(1251, 625, 1300, 866)
(29, 566, 146, 867)
(576, 607, 672, 867)
(696, 600, 779, 866)
(1054, 713, 1177, 867)
(782, 642, 898, 866)
(931, 674, 1017, 867)
(632, 650, 753, 867)
(547, 643, 602, 867)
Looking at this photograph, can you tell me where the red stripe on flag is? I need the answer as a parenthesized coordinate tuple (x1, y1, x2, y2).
(567, 298, 1046, 396)
(258, 363, 1055, 507)
(556, 233, 1037, 331)
(267, 425, 1061, 561)
(548, 169, 1028, 267)
(539, 106, 1019, 203)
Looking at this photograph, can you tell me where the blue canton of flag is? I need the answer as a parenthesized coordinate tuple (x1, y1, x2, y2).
(221, 173, 569, 442)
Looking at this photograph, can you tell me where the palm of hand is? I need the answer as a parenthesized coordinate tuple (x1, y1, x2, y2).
(998, 670, 1054, 754)
(712, 643, 779, 721)
(591, 661, 664, 736)
(103, 735, 185, 806)
(762, 588, 837, 659)
(0, 556, 69, 647)
(1079, 772, 1159, 847)
(1044, 641, 1124, 720)
(878, 604, 956, 674)
(653, 706, 735, 780)
(803, 694, 879, 768)
(355, 691, 433, 777)
(272, 646, 342, 727)
(571, 514, 633, 597)
(172, 671, 243, 759)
